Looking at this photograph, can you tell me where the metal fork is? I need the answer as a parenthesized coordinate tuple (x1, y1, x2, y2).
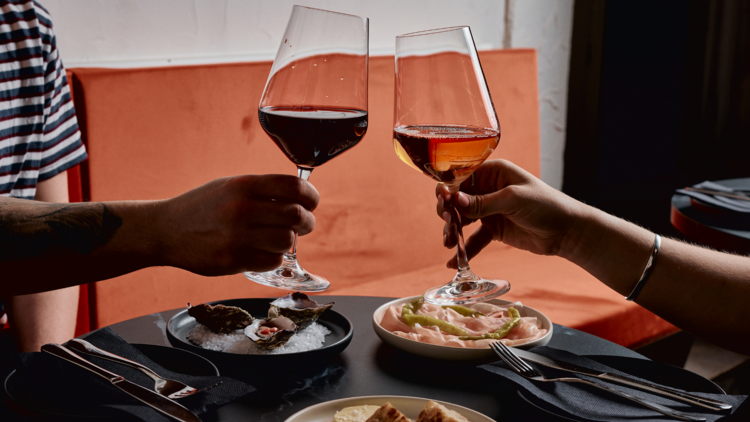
(66, 339, 205, 399)
(490, 342, 706, 422)
(685, 187, 750, 202)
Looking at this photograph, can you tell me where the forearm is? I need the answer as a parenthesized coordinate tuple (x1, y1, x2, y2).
(560, 205, 655, 297)
(2, 174, 321, 295)
(9, 287, 79, 351)
(636, 239, 750, 353)
(1, 198, 165, 295)
(563, 206, 750, 354)
(7, 172, 82, 351)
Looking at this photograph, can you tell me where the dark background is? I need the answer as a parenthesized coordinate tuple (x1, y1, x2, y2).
(563, 0, 750, 240)
(563, 0, 750, 393)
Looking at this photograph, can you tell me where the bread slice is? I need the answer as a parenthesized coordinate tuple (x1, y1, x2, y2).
(415, 400, 470, 422)
(333, 405, 382, 422)
(365, 402, 412, 422)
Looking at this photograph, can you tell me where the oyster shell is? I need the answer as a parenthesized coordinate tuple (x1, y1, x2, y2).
(244, 316, 297, 349)
(187, 303, 254, 334)
(268, 292, 333, 330)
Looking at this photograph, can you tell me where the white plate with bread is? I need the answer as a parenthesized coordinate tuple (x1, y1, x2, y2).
(284, 395, 495, 422)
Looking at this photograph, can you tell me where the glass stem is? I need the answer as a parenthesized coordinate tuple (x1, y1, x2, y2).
(289, 167, 314, 257)
(447, 184, 472, 278)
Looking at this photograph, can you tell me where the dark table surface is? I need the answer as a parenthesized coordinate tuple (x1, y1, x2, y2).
(671, 177, 750, 255)
(97, 296, 646, 421)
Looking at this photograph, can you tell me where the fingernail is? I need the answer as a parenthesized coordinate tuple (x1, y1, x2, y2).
(457, 192, 469, 207)
(442, 211, 451, 224)
(443, 234, 447, 246)
(439, 196, 444, 207)
(445, 193, 452, 203)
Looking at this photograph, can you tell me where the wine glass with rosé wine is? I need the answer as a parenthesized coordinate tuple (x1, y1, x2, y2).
(393, 26, 510, 305)
(244, 6, 369, 292)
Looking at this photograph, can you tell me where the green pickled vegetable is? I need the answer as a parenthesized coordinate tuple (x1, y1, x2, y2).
(402, 296, 425, 314)
(459, 307, 521, 341)
(442, 305, 485, 317)
(400, 296, 469, 337)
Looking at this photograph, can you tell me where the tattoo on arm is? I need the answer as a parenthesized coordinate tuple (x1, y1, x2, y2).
(0, 199, 122, 261)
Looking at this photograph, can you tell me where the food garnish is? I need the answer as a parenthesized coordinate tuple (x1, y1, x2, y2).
(458, 306, 521, 340)
(381, 297, 547, 348)
(245, 316, 297, 349)
(401, 296, 469, 337)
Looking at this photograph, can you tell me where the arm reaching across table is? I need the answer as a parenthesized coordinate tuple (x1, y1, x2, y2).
(436, 159, 750, 355)
(1, 174, 318, 296)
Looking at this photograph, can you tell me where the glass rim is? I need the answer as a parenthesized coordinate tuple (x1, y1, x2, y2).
(396, 26, 469, 39)
(292, 4, 368, 20)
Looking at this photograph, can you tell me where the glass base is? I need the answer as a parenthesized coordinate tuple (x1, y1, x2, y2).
(243, 253, 330, 292)
(423, 270, 510, 305)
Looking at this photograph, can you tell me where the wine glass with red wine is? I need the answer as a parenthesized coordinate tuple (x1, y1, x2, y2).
(393, 26, 510, 305)
(244, 6, 368, 291)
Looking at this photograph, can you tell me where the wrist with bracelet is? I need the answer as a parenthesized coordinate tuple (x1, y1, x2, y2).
(626, 233, 661, 302)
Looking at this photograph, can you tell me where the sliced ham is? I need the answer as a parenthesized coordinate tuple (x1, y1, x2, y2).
(381, 301, 547, 349)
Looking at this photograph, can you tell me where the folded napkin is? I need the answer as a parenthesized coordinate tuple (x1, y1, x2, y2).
(676, 181, 750, 213)
(11, 327, 255, 421)
(480, 346, 747, 422)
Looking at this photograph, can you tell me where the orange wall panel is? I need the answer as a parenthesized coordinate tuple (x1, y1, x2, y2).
(70, 51, 542, 327)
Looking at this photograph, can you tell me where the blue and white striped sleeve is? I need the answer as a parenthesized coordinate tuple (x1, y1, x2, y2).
(37, 6, 85, 182)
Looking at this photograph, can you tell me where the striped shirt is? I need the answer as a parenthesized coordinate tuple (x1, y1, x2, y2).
(0, 0, 86, 199)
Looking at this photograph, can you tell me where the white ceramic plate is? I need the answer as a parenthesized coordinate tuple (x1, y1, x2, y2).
(284, 395, 496, 422)
(372, 296, 553, 360)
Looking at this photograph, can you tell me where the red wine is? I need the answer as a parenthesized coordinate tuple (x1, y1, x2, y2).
(394, 125, 499, 185)
(259, 107, 368, 168)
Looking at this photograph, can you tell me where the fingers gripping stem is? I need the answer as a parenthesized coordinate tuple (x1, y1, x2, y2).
(447, 184, 471, 272)
(288, 167, 314, 259)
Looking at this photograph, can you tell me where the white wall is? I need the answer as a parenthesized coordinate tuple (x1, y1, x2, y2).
(507, 0, 574, 189)
(42, 0, 572, 189)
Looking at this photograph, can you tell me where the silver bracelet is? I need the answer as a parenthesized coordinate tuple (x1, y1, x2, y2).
(626, 233, 661, 301)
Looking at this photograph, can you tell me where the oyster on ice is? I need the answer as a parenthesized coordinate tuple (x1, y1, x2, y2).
(244, 316, 297, 349)
(187, 303, 253, 334)
(269, 292, 333, 330)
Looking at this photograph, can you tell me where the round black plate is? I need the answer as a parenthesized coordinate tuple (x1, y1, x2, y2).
(166, 298, 353, 377)
(3, 343, 218, 420)
(517, 355, 725, 421)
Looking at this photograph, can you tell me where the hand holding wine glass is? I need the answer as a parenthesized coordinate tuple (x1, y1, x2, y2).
(393, 26, 510, 305)
(244, 6, 369, 292)
(435, 159, 582, 267)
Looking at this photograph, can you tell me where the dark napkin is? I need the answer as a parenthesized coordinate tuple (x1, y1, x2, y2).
(10, 327, 255, 421)
(676, 181, 750, 213)
(480, 346, 747, 422)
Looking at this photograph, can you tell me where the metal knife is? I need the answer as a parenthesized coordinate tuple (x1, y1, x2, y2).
(513, 348, 732, 411)
(41, 343, 202, 422)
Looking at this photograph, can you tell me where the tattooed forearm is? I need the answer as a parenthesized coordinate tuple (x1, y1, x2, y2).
(0, 198, 122, 261)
